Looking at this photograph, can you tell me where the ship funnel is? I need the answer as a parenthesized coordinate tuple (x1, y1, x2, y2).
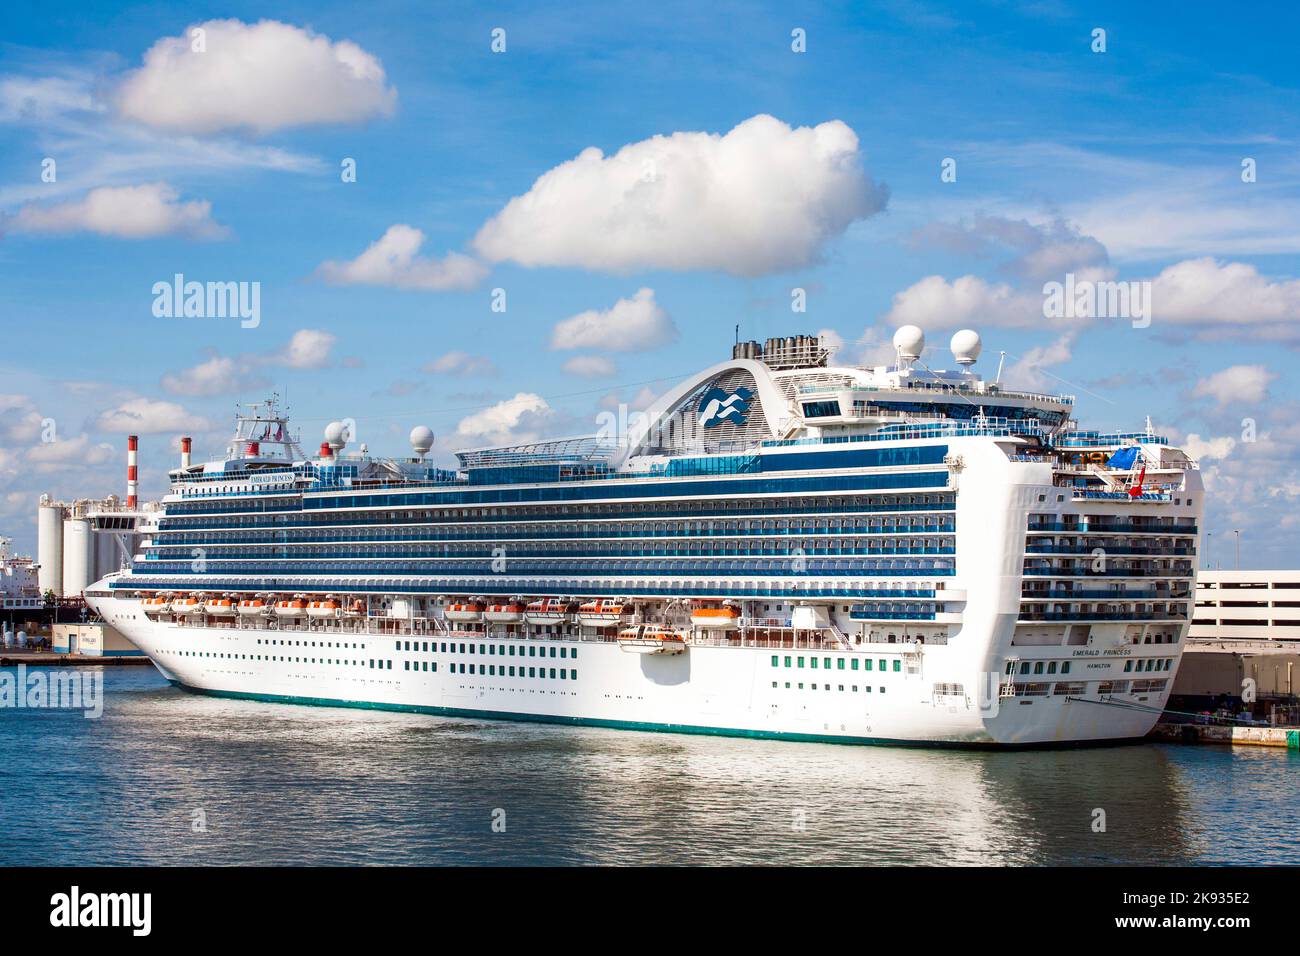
(180, 435, 192, 469)
(126, 435, 138, 508)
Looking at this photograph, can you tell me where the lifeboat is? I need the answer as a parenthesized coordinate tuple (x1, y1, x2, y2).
(307, 598, 341, 620)
(577, 600, 630, 628)
(206, 597, 237, 617)
(691, 603, 741, 631)
(173, 595, 205, 617)
(485, 601, 526, 623)
(445, 600, 485, 623)
(274, 597, 308, 619)
(142, 595, 173, 616)
(617, 624, 687, 655)
(343, 598, 366, 618)
(525, 598, 577, 624)
(237, 597, 270, 617)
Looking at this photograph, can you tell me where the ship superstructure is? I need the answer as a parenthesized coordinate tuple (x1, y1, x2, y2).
(86, 328, 1202, 745)
(1, 538, 42, 611)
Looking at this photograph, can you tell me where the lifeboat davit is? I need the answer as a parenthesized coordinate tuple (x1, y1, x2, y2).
(142, 595, 173, 616)
(485, 601, 525, 623)
(445, 600, 485, 623)
(237, 598, 270, 617)
(173, 595, 205, 617)
(691, 603, 741, 630)
(206, 597, 237, 617)
(525, 599, 576, 624)
(617, 624, 687, 655)
(577, 600, 630, 628)
(274, 597, 308, 619)
(307, 598, 341, 620)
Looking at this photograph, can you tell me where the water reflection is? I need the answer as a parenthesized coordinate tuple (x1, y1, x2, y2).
(0, 668, 1293, 865)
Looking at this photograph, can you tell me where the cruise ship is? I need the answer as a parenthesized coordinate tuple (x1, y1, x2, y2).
(86, 327, 1202, 746)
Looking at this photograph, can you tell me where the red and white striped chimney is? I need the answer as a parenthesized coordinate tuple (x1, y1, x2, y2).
(126, 435, 139, 508)
(180, 435, 192, 469)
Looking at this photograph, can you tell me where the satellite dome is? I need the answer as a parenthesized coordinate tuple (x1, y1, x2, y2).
(893, 325, 926, 361)
(324, 421, 348, 451)
(409, 425, 435, 457)
(950, 329, 982, 367)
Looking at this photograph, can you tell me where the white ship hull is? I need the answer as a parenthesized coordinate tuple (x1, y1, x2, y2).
(91, 596, 1171, 746)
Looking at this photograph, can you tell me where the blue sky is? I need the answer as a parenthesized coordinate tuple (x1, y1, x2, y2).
(1, 1, 1298, 566)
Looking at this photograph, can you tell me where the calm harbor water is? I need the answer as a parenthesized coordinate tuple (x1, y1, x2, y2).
(1, 665, 1295, 866)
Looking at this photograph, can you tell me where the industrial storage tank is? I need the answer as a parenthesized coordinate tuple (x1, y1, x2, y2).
(62, 517, 94, 598)
(37, 501, 65, 597)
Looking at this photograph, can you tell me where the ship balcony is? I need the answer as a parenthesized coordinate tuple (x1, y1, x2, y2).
(1022, 567, 1194, 579)
(1071, 490, 1172, 502)
(1026, 522, 1198, 535)
(1026, 544, 1195, 557)
(1017, 611, 1189, 622)
(1019, 587, 1190, 600)
(1020, 588, 1189, 601)
(849, 606, 963, 623)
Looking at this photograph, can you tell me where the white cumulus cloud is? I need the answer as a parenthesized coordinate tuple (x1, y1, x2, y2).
(25, 434, 116, 472)
(1149, 258, 1300, 337)
(1182, 433, 1236, 462)
(883, 274, 1044, 330)
(7, 182, 227, 239)
(114, 19, 397, 135)
(1005, 333, 1075, 392)
(473, 114, 887, 276)
(317, 225, 488, 291)
(161, 356, 263, 397)
(0, 394, 44, 442)
(95, 398, 212, 434)
(270, 329, 337, 369)
(550, 288, 676, 352)
(1192, 364, 1277, 406)
(455, 393, 553, 447)
(161, 331, 335, 395)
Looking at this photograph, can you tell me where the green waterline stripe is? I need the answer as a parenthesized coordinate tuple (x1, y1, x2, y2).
(166, 680, 1139, 751)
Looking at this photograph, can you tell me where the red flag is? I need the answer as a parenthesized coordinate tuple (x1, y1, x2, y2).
(1127, 464, 1146, 498)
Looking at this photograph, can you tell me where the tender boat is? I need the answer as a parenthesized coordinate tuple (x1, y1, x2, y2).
(206, 596, 237, 617)
(691, 602, 741, 630)
(525, 598, 576, 624)
(617, 624, 687, 655)
(173, 595, 205, 617)
(142, 595, 173, 616)
(445, 600, 485, 623)
(237, 598, 270, 617)
(485, 601, 526, 623)
(274, 597, 308, 619)
(577, 600, 630, 628)
(307, 598, 341, 620)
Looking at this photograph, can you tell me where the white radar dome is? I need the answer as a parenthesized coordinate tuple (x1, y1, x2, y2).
(893, 325, 926, 361)
(324, 421, 349, 451)
(410, 425, 435, 457)
(950, 329, 982, 367)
